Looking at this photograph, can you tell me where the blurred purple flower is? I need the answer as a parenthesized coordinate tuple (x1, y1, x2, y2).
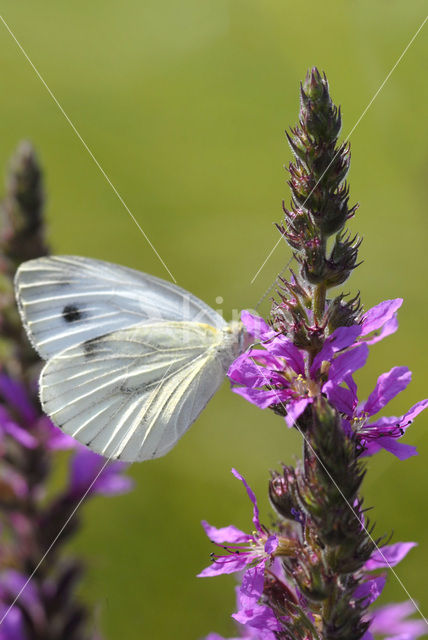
(68, 447, 134, 499)
(0, 604, 27, 640)
(0, 374, 76, 451)
(355, 542, 426, 638)
(363, 601, 427, 640)
(364, 542, 417, 572)
(354, 541, 416, 607)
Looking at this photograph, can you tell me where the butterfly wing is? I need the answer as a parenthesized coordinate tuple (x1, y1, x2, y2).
(15, 256, 225, 360)
(40, 321, 235, 461)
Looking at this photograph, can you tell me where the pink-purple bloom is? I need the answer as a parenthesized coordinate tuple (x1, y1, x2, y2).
(0, 374, 76, 452)
(355, 542, 427, 639)
(68, 447, 133, 499)
(355, 541, 416, 607)
(198, 470, 284, 637)
(229, 300, 427, 458)
(363, 601, 427, 640)
(334, 368, 428, 460)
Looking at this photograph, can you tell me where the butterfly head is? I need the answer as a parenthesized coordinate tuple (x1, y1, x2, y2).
(223, 321, 250, 357)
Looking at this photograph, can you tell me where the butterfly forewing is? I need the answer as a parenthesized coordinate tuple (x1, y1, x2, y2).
(15, 256, 226, 360)
(39, 321, 231, 461)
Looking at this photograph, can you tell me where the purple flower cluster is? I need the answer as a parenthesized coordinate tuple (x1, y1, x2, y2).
(228, 300, 427, 460)
(199, 472, 426, 640)
(0, 374, 132, 639)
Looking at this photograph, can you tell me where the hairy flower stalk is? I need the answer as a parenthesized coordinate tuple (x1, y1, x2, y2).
(200, 70, 427, 640)
(0, 143, 132, 639)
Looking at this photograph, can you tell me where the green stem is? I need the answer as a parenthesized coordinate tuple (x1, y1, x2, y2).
(313, 282, 326, 324)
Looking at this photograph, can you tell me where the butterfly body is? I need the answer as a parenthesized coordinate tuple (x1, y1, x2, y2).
(15, 256, 245, 462)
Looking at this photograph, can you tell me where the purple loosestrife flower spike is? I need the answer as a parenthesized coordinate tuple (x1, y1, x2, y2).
(201, 69, 427, 640)
(0, 143, 133, 639)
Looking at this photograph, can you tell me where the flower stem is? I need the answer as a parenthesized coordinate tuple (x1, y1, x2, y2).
(313, 282, 326, 325)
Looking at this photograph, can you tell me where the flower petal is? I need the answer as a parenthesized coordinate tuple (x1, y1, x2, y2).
(236, 564, 265, 611)
(69, 447, 133, 498)
(201, 520, 252, 544)
(327, 343, 369, 385)
(228, 352, 286, 388)
(360, 437, 418, 460)
(232, 469, 261, 532)
(264, 535, 278, 555)
(285, 398, 313, 428)
(265, 336, 305, 375)
(3, 420, 38, 449)
(233, 602, 281, 636)
(232, 387, 291, 410)
(323, 382, 356, 415)
(0, 374, 37, 423)
(363, 314, 399, 345)
(363, 367, 411, 417)
(369, 601, 427, 638)
(198, 554, 251, 577)
(310, 325, 361, 376)
(241, 311, 272, 341)
(0, 604, 27, 640)
(399, 399, 428, 426)
(365, 542, 417, 571)
(360, 299, 402, 336)
(354, 575, 386, 606)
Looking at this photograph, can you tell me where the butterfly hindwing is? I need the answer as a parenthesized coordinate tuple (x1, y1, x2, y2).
(39, 321, 230, 461)
(15, 256, 226, 360)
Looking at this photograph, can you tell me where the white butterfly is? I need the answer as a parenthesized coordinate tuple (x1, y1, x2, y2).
(14, 256, 245, 462)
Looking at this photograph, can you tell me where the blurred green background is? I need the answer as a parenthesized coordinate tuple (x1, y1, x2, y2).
(0, 1, 427, 638)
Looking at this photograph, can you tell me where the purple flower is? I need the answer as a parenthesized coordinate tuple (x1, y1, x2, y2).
(0, 604, 27, 640)
(68, 447, 133, 499)
(204, 608, 279, 640)
(0, 374, 76, 452)
(229, 314, 314, 426)
(198, 470, 289, 636)
(0, 569, 45, 639)
(231, 303, 427, 457)
(358, 298, 402, 345)
(364, 542, 417, 572)
(356, 543, 426, 639)
(353, 575, 387, 607)
(363, 601, 427, 639)
(352, 541, 415, 608)
(229, 311, 368, 427)
(198, 469, 279, 577)
(333, 369, 428, 460)
(0, 374, 38, 424)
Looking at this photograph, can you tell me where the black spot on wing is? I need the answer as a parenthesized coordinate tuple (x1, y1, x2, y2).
(120, 382, 140, 394)
(83, 337, 101, 358)
(62, 304, 84, 323)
